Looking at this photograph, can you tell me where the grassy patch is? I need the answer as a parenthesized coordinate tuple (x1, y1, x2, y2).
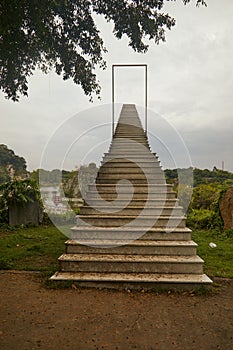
(192, 229, 233, 278)
(0, 225, 66, 272)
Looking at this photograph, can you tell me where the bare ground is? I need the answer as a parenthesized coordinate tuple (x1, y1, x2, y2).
(0, 271, 233, 350)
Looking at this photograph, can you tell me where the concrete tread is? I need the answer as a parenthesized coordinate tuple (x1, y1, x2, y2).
(51, 272, 212, 284)
(91, 184, 172, 187)
(71, 226, 192, 232)
(80, 205, 182, 210)
(78, 214, 186, 219)
(65, 239, 197, 247)
(86, 190, 173, 194)
(59, 253, 204, 263)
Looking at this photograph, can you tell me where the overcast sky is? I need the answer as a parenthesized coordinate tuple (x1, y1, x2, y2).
(1, 0, 233, 172)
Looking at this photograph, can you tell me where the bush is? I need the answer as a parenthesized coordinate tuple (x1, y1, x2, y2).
(0, 178, 42, 206)
(0, 178, 43, 226)
(187, 208, 222, 230)
(0, 206, 8, 224)
(191, 183, 220, 210)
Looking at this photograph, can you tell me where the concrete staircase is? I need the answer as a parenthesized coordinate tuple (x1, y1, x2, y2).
(51, 104, 212, 290)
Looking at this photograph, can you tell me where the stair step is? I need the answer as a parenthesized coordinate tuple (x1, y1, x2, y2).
(58, 254, 203, 274)
(88, 184, 172, 191)
(96, 178, 165, 185)
(96, 172, 164, 178)
(66, 239, 196, 247)
(80, 206, 184, 216)
(107, 152, 154, 156)
(110, 142, 149, 146)
(112, 133, 147, 136)
(86, 191, 176, 199)
(97, 175, 164, 181)
(102, 159, 159, 164)
(103, 153, 158, 158)
(95, 178, 165, 184)
(110, 142, 150, 145)
(102, 157, 158, 162)
(109, 146, 151, 151)
(65, 239, 197, 255)
(85, 199, 178, 207)
(112, 139, 147, 142)
(50, 272, 212, 290)
(114, 133, 145, 135)
(110, 140, 149, 144)
(98, 168, 162, 174)
(70, 226, 192, 241)
(77, 215, 186, 228)
(100, 162, 161, 168)
(99, 164, 162, 170)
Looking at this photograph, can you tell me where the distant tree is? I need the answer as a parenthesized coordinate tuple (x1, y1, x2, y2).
(30, 169, 40, 183)
(0, 144, 27, 183)
(193, 168, 233, 186)
(164, 168, 178, 184)
(0, 0, 206, 101)
(35, 168, 62, 185)
(62, 169, 79, 198)
(165, 167, 233, 187)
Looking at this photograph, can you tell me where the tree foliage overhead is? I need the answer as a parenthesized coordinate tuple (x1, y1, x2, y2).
(0, 0, 206, 101)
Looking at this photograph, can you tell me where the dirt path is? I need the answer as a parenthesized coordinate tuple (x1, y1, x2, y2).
(0, 271, 233, 350)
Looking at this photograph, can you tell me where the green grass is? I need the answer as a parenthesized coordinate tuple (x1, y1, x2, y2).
(0, 225, 232, 279)
(0, 225, 66, 272)
(192, 229, 233, 278)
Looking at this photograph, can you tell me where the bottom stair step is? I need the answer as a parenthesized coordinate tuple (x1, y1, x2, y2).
(50, 271, 213, 291)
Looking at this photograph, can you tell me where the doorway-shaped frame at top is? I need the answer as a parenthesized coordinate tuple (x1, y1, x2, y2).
(112, 64, 148, 136)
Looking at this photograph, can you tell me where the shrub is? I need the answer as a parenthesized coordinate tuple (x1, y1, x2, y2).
(0, 178, 43, 225)
(0, 178, 42, 206)
(0, 206, 8, 224)
(187, 208, 222, 230)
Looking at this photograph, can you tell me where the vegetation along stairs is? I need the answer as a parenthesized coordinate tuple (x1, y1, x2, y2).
(51, 104, 213, 290)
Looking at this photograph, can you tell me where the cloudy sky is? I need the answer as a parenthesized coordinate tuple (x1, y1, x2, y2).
(1, 0, 233, 172)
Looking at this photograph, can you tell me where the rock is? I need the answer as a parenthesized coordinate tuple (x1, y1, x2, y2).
(209, 242, 217, 248)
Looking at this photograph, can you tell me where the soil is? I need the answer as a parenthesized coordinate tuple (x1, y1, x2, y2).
(0, 271, 233, 350)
